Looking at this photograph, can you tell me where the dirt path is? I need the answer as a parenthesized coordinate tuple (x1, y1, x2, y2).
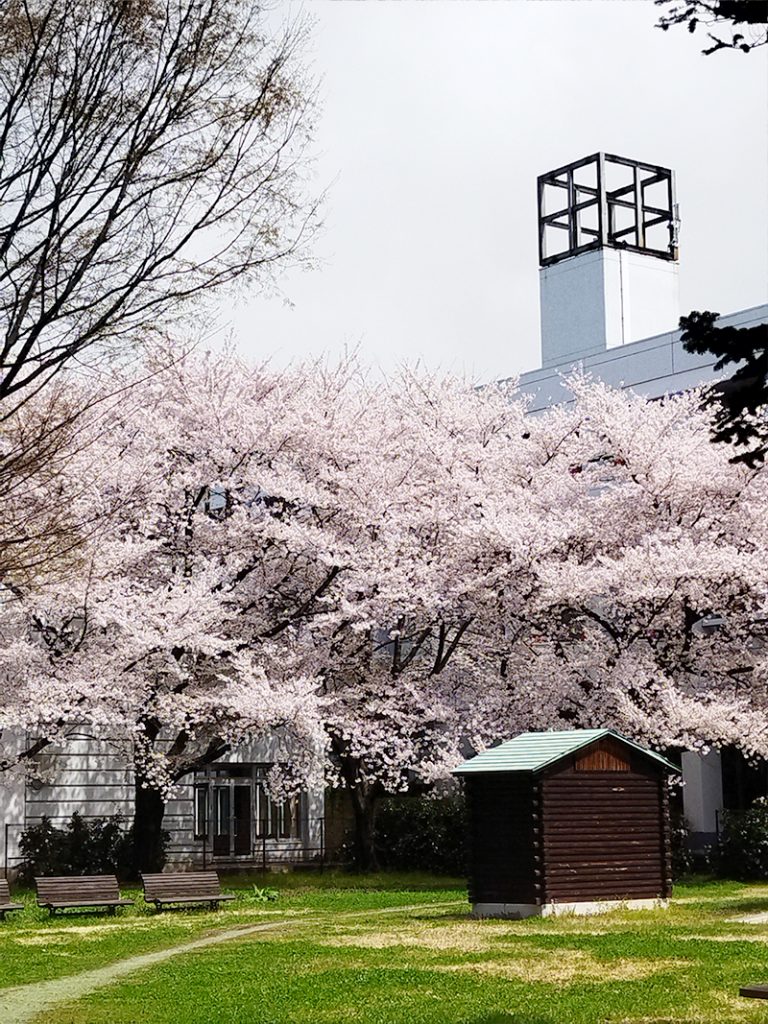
(0, 900, 464, 1024)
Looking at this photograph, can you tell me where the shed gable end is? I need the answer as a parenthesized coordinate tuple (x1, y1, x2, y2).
(574, 738, 631, 773)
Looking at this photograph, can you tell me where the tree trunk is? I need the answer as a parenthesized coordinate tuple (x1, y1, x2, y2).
(351, 788, 379, 872)
(132, 778, 167, 877)
(328, 734, 381, 871)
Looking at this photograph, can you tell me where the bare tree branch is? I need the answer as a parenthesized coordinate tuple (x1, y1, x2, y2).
(0, 0, 320, 408)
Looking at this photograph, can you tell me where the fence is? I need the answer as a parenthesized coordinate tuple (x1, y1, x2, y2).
(199, 816, 326, 872)
(3, 822, 25, 878)
(4, 815, 328, 876)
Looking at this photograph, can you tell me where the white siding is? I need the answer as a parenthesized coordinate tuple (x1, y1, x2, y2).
(519, 302, 768, 412)
(2, 728, 325, 872)
(164, 777, 197, 867)
(24, 733, 134, 826)
(0, 730, 27, 876)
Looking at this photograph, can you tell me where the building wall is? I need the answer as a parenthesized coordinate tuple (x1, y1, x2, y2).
(23, 733, 134, 829)
(1, 729, 324, 876)
(0, 731, 29, 877)
(519, 302, 768, 412)
(465, 773, 539, 906)
(540, 249, 680, 369)
(169, 735, 325, 869)
(541, 754, 670, 902)
(681, 749, 723, 849)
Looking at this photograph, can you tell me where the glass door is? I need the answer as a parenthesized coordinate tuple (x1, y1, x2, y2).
(209, 775, 254, 858)
(233, 783, 252, 856)
(212, 783, 232, 857)
(200, 765, 307, 858)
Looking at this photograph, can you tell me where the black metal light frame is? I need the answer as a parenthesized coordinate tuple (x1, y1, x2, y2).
(537, 153, 677, 267)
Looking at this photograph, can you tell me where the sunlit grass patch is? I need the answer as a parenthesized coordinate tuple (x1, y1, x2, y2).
(2, 876, 768, 1024)
(433, 949, 690, 984)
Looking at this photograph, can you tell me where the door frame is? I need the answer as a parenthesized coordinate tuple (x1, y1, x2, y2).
(209, 773, 254, 859)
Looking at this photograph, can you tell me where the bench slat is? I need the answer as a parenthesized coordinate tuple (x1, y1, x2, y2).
(34, 875, 131, 914)
(141, 871, 232, 909)
(146, 880, 220, 890)
(0, 879, 23, 915)
(740, 985, 768, 1000)
(152, 894, 235, 905)
(45, 899, 133, 908)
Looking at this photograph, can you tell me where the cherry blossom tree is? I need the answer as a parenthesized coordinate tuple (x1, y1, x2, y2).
(0, 371, 152, 775)
(498, 377, 768, 756)
(0, 351, 546, 869)
(0, 353, 351, 869)
(2, 353, 768, 871)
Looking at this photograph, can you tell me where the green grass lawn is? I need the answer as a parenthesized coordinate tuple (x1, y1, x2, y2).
(2, 874, 768, 1023)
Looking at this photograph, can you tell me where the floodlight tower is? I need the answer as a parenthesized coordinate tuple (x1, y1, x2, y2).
(537, 153, 680, 369)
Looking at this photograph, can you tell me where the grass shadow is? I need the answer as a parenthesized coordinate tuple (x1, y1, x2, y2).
(219, 869, 465, 892)
(464, 1017, 554, 1024)
(713, 898, 768, 915)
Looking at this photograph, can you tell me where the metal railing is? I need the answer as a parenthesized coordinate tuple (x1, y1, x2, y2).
(199, 817, 325, 872)
(4, 816, 328, 876)
(3, 822, 25, 878)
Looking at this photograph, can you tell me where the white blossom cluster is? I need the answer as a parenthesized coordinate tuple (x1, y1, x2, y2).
(1, 352, 767, 803)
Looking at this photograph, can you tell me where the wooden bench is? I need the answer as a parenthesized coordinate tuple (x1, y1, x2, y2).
(141, 871, 235, 911)
(34, 875, 134, 916)
(740, 985, 768, 1000)
(0, 879, 23, 920)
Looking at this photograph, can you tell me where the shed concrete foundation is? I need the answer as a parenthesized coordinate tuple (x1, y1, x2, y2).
(472, 898, 668, 919)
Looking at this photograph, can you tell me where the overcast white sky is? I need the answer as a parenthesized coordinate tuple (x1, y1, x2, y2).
(224, 0, 768, 383)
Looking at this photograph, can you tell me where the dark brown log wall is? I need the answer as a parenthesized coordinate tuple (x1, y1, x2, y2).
(465, 774, 540, 905)
(541, 757, 671, 902)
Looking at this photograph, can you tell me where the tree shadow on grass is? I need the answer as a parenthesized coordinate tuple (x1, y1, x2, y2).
(714, 897, 768, 915)
(463, 1016, 553, 1024)
(465, 1019, 716, 1024)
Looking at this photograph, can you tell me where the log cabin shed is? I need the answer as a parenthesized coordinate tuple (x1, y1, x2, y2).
(453, 729, 677, 918)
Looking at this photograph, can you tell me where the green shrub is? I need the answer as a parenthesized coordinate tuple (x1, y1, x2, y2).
(670, 817, 696, 879)
(17, 812, 166, 882)
(374, 795, 466, 875)
(714, 798, 768, 880)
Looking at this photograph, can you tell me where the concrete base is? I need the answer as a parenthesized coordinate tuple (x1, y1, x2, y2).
(471, 898, 668, 919)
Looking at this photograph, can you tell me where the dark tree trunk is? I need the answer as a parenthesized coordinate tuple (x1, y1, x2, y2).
(132, 779, 167, 877)
(351, 788, 379, 871)
(329, 733, 382, 872)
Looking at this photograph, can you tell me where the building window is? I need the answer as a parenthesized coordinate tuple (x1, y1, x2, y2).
(254, 766, 302, 840)
(194, 784, 208, 840)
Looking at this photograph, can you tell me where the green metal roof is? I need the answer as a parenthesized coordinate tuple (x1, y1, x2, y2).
(452, 729, 678, 775)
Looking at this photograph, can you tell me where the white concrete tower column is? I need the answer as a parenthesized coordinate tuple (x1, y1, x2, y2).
(537, 153, 680, 370)
(681, 750, 724, 849)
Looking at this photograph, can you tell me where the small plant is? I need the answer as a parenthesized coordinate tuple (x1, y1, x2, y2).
(250, 885, 279, 902)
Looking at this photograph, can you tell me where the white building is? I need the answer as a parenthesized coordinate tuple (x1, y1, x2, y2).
(0, 728, 327, 878)
(515, 151, 768, 850)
